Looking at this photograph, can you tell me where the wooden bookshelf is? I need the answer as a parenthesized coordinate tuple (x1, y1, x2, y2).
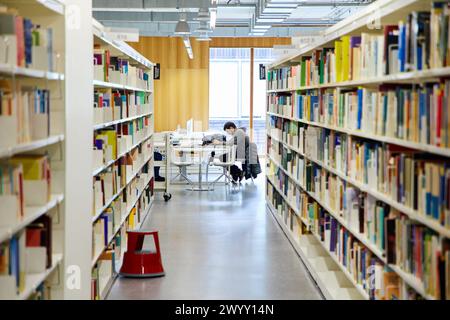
(266, 0, 450, 300)
(90, 20, 156, 300)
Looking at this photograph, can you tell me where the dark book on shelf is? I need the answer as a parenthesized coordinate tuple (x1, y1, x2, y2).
(385, 217, 396, 264)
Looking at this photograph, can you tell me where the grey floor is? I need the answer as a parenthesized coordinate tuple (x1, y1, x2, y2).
(107, 172, 323, 300)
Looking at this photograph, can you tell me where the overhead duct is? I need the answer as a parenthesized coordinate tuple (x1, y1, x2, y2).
(249, 0, 299, 35)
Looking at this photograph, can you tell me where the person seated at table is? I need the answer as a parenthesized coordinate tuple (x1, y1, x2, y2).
(212, 121, 247, 183)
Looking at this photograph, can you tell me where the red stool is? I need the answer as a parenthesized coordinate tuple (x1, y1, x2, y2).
(119, 230, 165, 278)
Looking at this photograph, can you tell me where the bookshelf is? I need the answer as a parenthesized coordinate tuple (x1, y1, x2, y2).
(0, 0, 93, 300)
(266, 0, 450, 300)
(90, 20, 155, 300)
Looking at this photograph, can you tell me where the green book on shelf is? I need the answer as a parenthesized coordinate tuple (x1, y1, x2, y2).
(301, 59, 306, 87)
(319, 49, 325, 84)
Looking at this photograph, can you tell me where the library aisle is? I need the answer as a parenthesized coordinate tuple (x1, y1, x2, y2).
(107, 174, 322, 300)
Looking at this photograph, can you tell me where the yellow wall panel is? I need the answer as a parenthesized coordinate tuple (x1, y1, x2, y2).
(129, 37, 209, 132)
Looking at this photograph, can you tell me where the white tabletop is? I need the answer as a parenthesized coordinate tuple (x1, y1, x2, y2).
(171, 144, 231, 164)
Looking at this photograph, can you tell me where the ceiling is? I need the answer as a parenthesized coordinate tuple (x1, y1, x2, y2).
(92, 0, 375, 38)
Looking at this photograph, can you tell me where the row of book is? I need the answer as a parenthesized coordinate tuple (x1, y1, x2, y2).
(0, 155, 51, 230)
(287, 82, 450, 149)
(266, 164, 450, 299)
(93, 156, 153, 217)
(268, 144, 441, 292)
(92, 181, 153, 274)
(267, 1, 450, 91)
(93, 119, 153, 170)
(94, 90, 151, 126)
(91, 249, 114, 300)
(0, 215, 53, 299)
(266, 179, 425, 300)
(269, 78, 450, 150)
(0, 80, 51, 148)
(0, 7, 54, 71)
(94, 47, 151, 91)
(268, 115, 450, 229)
(91, 220, 127, 300)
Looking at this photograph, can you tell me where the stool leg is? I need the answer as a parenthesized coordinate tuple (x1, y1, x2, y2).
(153, 232, 161, 256)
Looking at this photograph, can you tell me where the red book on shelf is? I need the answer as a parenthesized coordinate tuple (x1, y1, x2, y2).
(436, 85, 443, 147)
(105, 50, 110, 82)
(15, 16, 25, 67)
(26, 228, 42, 247)
(416, 227, 422, 280)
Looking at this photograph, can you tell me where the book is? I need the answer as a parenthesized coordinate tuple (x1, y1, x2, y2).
(26, 215, 52, 268)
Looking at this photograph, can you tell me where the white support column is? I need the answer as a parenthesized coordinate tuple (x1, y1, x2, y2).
(64, 0, 93, 299)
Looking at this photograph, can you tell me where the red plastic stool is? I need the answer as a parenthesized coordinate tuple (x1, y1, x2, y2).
(119, 230, 165, 278)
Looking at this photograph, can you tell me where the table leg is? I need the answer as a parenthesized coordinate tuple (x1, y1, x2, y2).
(192, 156, 210, 191)
(198, 163, 202, 188)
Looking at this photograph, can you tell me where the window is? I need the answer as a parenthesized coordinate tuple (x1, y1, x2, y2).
(209, 47, 275, 155)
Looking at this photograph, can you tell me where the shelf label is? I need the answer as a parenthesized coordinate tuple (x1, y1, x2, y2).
(105, 28, 140, 42)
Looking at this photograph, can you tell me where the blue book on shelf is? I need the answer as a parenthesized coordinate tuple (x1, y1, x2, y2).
(310, 95, 318, 121)
(330, 218, 337, 252)
(24, 19, 33, 66)
(9, 237, 20, 288)
(357, 89, 363, 130)
(100, 215, 109, 246)
(364, 144, 370, 182)
(417, 45, 423, 71)
(398, 23, 406, 72)
(431, 187, 439, 220)
(300, 96, 304, 119)
(426, 87, 432, 144)
(328, 95, 333, 120)
(426, 188, 432, 217)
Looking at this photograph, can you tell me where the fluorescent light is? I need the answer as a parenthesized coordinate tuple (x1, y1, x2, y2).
(182, 36, 194, 59)
(210, 9, 217, 29)
(186, 47, 193, 59)
(182, 36, 190, 47)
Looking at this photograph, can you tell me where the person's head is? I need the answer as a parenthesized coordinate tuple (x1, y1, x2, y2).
(223, 121, 237, 135)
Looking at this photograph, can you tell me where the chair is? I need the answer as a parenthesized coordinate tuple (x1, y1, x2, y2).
(208, 145, 236, 190)
(170, 146, 195, 189)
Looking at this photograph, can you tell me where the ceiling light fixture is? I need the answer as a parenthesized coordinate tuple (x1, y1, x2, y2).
(196, 21, 212, 33)
(195, 8, 210, 21)
(174, 13, 190, 35)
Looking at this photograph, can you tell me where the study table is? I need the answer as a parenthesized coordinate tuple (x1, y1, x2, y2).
(172, 144, 231, 191)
